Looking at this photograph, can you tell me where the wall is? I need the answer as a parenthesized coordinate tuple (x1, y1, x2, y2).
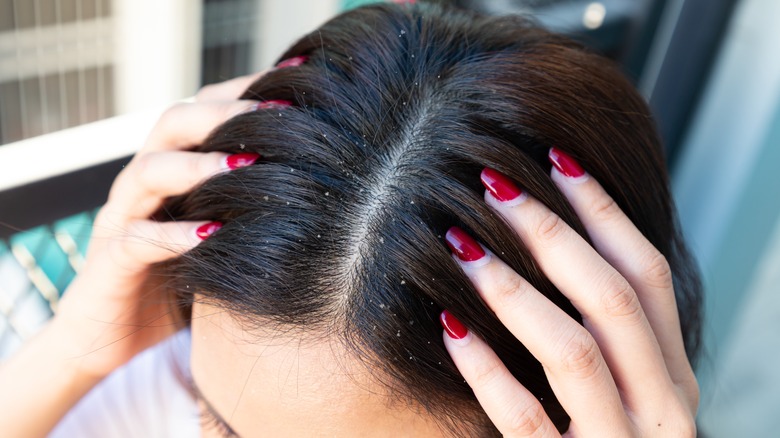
(671, 0, 780, 434)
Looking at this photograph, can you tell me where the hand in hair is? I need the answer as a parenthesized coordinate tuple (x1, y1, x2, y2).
(0, 73, 269, 438)
(440, 153, 698, 437)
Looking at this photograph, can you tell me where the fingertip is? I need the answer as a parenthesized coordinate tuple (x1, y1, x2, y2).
(233, 98, 292, 117)
(443, 330, 475, 351)
(444, 227, 488, 263)
(548, 147, 590, 185)
(440, 310, 475, 349)
(195, 221, 223, 240)
(234, 100, 262, 116)
(113, 220, 211, 268)
(551, 166, 590, 187)
(480, 168, 528, 208)
(222, 152, 260, 171)
(483, 188, 529, 211)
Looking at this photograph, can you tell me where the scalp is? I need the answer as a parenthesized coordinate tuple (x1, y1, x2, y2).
(156, 3, 702, 435)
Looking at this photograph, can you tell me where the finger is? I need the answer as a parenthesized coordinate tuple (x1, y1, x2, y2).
(140, 100, 264, 154)
(106, 150, 257, 219)
(195, 70, 270, 102)
(546, 148, 697, 403)
(106, 220, 221, 274)
(444, 228, 631, 436)
(479, 168, 678, 413)
(440, 311, 560, 437)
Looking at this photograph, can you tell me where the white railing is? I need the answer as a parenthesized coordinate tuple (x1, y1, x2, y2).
(0, 106, 167, 191)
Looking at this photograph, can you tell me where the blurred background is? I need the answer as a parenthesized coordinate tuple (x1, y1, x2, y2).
(0, 0, 777, 435)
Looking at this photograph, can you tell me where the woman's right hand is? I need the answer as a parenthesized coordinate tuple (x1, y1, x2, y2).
(53, 72, 273, 379)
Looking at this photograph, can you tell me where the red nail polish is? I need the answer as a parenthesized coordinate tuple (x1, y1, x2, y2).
(257, 99, 292, 109)
(276, 56, 308, 68)
(445, 227, 486, 262)
(481, 168, 523, 202)
(440, 310, 468, 340)
(548, 147, 585, 178)
(226, 153, 260, 170)
(196, 222, 222, 240)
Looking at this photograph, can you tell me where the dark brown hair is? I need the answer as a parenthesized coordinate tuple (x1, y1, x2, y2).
(156, 3, 702, 435)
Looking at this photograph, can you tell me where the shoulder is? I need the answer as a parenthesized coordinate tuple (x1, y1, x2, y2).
(50, 330, 200, 438)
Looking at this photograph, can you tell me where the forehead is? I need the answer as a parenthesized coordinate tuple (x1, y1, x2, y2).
(190, 298, 372, 394)
(189, 300, 443, 436)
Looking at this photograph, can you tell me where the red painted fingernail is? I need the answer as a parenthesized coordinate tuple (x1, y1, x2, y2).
(548, 147, 585, 178)
(481, 168, 523, 202)
(226, 153, 260, 170)
(196, 222, 222, 240)
(257, 99, 292, 109)
(440, 310, 468, 340)
(445, 226, 486, 262)
(276, 56, 308, 68)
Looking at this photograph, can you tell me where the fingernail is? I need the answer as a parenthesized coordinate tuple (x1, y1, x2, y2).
(548, 147, 585, 178)
(257, 99, 292, 110)
(196, 222, 222, 240)
(225, 153, 260, 170)
(238, 102, 261, 114)
(445, 226, 486, 262)
(276, 56, 308, 69)
(440, 310, 469, 340)
(481, 168, 525, 203)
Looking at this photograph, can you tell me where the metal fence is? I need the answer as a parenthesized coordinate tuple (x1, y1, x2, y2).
(0, 211, 94, 357)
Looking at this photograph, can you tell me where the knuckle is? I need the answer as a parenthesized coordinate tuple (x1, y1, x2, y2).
(158, 102, 188, 129)
(534, 212, 568, 247)
(679, 413, 697, 438)
(588, 195, 622, 223)
(599, 272, 643, 322)
(503, 401, 548, 437)
(493, 271, 532, 307)
(107, 234, 137, 272)
(94, 206, 110, 225)
(93, 205, 125, 234)
(124, 219, 146, 237)
(638, 248, 674, 290)
(106, 162, 136, 203)
(664, 408, 697, 438)
(130, 153, 161, 189)
(187, 152, 206, 178)
(132, 153, 155, 177)
(188, 153, 222, 187)
(92, 207, 118, 239)
(688, 378, 701, 412)
(106, 175, 125, 203)
(223, 101, 254, 121)
(470, 356, 507, 392)
(557, 329, 602, 379)
(195, 84, 217, 101)
(678, 370, 700, 412)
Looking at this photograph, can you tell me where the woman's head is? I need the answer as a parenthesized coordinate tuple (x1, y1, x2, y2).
(156, 3, 701, 436)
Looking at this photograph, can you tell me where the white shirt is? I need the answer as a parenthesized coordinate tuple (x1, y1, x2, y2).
(50, 330, 200, 438)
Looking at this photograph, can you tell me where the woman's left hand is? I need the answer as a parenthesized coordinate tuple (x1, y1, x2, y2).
(440, 148, 699, 437)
